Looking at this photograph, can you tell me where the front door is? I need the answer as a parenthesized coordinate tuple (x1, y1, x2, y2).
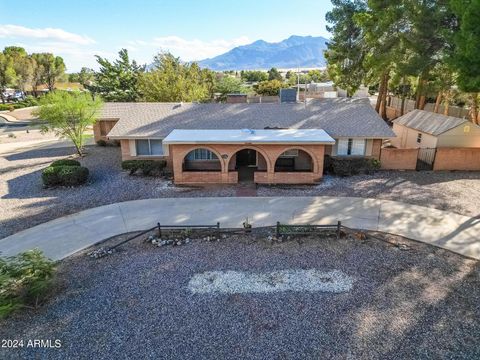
(236, 149, 257, 167)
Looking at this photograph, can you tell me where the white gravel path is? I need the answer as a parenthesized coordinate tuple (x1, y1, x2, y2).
(188, 269, 354, 294)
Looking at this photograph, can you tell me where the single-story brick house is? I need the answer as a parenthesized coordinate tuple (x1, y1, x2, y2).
(94, 98, 395, 184)
(391, 109, 480, 149)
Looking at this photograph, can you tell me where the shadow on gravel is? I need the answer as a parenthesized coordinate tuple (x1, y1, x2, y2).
(335, 260, 479, 358)
(4, 146, 75, 161)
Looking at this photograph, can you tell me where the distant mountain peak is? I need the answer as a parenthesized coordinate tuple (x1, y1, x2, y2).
(198, 35, 328, 71)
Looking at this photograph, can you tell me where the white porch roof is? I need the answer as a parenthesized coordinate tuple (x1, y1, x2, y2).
(162, 129, 335, 145)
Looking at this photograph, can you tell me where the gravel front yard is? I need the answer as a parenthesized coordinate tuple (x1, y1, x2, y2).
(258, 172, 480, 217)
(1, 230, 479, 359)
(1, 144, 479, 239)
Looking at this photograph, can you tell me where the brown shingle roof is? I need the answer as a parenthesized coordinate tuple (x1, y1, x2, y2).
(101, 98, 395, 139)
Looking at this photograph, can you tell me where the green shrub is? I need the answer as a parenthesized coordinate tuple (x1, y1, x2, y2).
(42, 164, 89, 187)
(50, 159, 81, 167)
(96, 139, 107, 147)
(325, 156, 380, 176)
(57, 166, 89, 186)
(121, 160, 167, 176)
(0, 250, 56, 318)
(18, 96, 38, 107)
(42, 166, 62, 186)
(370, 158, 381, 170)
(121, 160, 140, 174)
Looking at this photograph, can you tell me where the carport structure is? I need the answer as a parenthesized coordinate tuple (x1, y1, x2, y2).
(162, 129, 335, 184)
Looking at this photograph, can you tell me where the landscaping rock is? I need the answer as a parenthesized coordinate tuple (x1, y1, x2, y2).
(87, 247, 114, 259)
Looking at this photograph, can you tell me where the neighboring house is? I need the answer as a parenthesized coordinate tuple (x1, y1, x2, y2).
(391, 109, 480, 149)
(94, 98, 395, 184)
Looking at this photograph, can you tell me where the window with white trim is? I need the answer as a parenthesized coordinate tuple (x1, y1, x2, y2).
(135, 139, 163, 156)
(416, 133, 422, 144)
(186, 149, 218, 161)
(337, 139, 366, 156)
(279, 149, 299, 157)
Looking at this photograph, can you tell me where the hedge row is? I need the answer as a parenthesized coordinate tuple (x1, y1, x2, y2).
(42, 159, 89, 187)
(0, 96, 38, 111)
(121, 160, 167, 176)
(96, 139, 120, 147)
(324, 156, 380, 176)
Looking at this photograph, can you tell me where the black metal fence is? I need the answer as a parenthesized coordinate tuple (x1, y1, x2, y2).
(276, 221, 343, 239)
(104, 220, 350, 253)
(109, 222, 220, 251)
(416, 148, 436, 171)
(156, 222, 220, 238)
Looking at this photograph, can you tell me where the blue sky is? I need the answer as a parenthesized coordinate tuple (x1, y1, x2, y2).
(0, 0, 333, 72)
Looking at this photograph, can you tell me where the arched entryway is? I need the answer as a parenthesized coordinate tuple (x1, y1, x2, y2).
(274, 149, 314, 172)
(229, 148, 268, 182)
(183, 147, 222, 172)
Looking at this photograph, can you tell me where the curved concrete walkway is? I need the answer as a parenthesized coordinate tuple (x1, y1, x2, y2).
(0, 197, 479, 261)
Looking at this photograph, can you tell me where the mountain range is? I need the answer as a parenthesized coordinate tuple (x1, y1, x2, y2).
(198, 35, 329, 71)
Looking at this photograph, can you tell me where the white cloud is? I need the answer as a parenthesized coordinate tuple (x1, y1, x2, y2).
(0, 24, 95, 45)
(125, 35, 250, 61)
(9, 41, 113, 72)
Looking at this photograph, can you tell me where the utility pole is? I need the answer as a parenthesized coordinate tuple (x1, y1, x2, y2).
(296, 67, 300, 102)
(304, 76, 307, 107)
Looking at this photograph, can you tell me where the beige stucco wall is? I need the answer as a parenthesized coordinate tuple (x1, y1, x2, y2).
(391, 123, 438, 148)
(436, 123, 480, 148)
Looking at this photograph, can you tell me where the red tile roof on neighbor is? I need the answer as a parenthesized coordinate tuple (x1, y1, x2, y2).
(100, 98, 395, 139)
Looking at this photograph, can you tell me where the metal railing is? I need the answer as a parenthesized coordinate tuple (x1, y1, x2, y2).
(276, 221, 343, 239)
(108, 222, 220, 251)
(103, 220, 349, 254)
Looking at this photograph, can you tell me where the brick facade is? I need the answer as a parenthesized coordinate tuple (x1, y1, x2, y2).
(380, 148, 418, 170)
(93, 119, 118, 142)
(370, 139, 382, 160)
(167, 143, 325, 185)
(119, 140, 173, 171)
(433, 148, 480, 171)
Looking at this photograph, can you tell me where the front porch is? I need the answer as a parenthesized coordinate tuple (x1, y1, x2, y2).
(163, 129, 335, 185)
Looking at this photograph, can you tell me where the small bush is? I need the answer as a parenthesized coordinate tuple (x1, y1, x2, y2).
(325, 156, 380, 176)
(50, 159, 81, 167)
(18, 96, 38, 108)
(96, 139, 107, 147)
(0, 250, 56, 318)
(42, 166, 62, 186)
(121, 160, 167, 176)
(42, 162, 89, 187)
(57, 166, 89, 186)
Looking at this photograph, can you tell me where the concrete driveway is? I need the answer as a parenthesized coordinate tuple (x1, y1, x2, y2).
(0, 196, 478, 261)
